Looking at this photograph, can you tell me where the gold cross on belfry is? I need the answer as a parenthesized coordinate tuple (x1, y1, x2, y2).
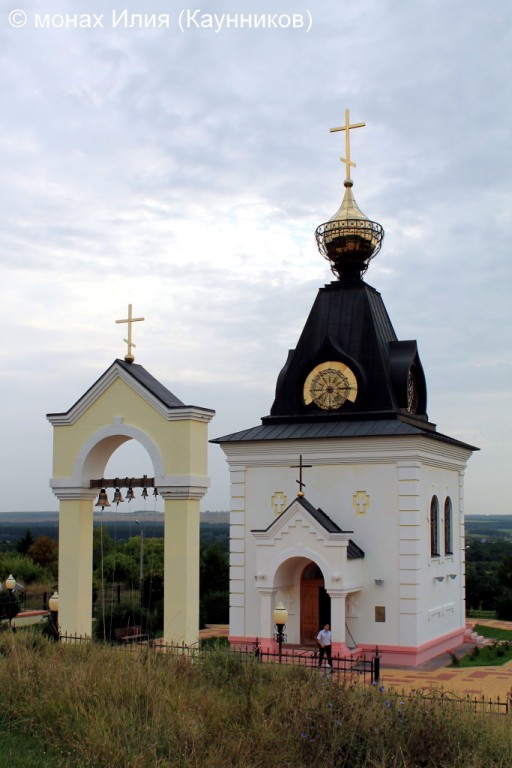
(330, 109, 366, 181)
(116, 303, 144, 363)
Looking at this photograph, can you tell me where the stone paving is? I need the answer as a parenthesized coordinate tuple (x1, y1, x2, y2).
(381, 620, 512, 701)
(200, 621, 512, 702)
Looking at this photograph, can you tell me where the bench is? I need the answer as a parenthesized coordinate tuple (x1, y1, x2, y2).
(113, 626, 149, 644)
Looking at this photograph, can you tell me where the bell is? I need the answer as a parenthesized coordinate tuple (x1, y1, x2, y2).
(141, 488, 149, 499)
(112, 488, 124, 504)
(95, 489, 111, 508)
(153, 487, 159, 497)
(126, 487, 136, 502)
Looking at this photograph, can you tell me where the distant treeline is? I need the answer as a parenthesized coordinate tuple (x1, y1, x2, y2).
(0, 521, 229, 549)
(2, 516, 511, 546)
(465, 515, 512, 539)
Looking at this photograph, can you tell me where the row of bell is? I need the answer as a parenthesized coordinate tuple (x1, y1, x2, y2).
(95, 487, 158, 508)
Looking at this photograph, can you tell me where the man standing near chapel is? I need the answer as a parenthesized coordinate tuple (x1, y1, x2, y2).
(317, 623, 333, 670)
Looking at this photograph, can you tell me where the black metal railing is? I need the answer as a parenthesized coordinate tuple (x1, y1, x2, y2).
(387, 688, 509, 716)
(16, 591, 49, 611)
(17, 585, 139, 612)
(56, 632, 380, 684)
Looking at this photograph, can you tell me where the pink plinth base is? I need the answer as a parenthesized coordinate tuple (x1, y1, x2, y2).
(229, 637, 355, 658)
(331, 642, 352, 656)
(230, 627, 466, 667)
(229, 635, 271, 652)
(357, 627, 466, 667)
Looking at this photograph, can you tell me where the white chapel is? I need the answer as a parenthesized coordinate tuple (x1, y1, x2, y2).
(213, 112, 477, 666)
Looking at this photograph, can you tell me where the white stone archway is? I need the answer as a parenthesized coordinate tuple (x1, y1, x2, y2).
(47, 359, 214, 642)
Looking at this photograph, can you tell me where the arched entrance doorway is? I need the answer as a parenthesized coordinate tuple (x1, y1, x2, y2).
(300, 562, 330, 645)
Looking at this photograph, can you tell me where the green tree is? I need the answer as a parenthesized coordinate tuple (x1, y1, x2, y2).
(497, 553, 512, 590)
(97, 553, 136, 584)
(465, 539, 512, 612)
(124, 536, 164, 578)
(200, 542, 229, 626)
(494, 553, 512, 619)
(200, 542, 229, 595)
(27, 535, 58, 573)
(465, 561, 500, 611)
(0, 553, 53, 585)
(15, 529, 35, 555)
(93, 525, 115, 570)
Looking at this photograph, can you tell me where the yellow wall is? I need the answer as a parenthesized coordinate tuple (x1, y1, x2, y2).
(52, 378, 209, 480)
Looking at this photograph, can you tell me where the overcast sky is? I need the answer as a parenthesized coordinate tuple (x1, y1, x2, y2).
(1, 0, 510, 516)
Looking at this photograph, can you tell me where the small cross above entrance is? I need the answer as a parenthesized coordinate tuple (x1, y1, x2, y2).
(291, 455, 312, 497)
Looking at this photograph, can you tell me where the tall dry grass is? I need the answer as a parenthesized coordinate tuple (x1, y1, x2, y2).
(0, 631, 511, 767)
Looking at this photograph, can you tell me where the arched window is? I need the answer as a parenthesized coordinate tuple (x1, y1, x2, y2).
(430, 496, 440, 557)
(444, 497, 453, 555)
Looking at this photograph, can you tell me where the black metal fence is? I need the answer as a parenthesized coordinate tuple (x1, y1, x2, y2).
(16, 591, 49, 611)
(17, 585, 139, 612)
(388, 688, 509, 716)
(56, 632, 381, 683)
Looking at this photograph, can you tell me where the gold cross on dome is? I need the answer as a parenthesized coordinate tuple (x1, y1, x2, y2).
(116, 303, 144, 363)
(330, 109, 366, 181)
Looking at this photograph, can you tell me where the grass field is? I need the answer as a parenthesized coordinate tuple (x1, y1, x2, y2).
(474, 624, 512, 642)
(0, 730, 65, 768)
(450, 625, 512, 668)
(2, 631, 512, 767)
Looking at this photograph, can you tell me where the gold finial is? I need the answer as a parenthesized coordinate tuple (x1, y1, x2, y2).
(115, 303, 144, 363)
(330, 109, 366, 182)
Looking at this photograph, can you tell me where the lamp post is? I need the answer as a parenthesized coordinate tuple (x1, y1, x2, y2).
(5, 574, 17, 630)
(273, 602, 288, 664)
(48, 590, 59, 640)
(135, 521, 144, 607)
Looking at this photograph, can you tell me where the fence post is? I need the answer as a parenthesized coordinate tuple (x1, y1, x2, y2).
(373, 647, 381, 684)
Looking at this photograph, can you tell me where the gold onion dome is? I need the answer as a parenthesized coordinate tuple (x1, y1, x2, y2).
(315, 110, 384, 280)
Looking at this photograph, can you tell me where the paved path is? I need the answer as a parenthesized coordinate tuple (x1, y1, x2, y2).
(200, 621, 512, 701)
(381, 620, 512, 701)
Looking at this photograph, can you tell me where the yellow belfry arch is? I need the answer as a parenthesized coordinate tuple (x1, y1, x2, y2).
(47, 356, 214, 643)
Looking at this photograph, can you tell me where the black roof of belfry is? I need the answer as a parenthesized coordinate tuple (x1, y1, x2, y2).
(212, 418, 477, 451)
(116, 359, 186, 408)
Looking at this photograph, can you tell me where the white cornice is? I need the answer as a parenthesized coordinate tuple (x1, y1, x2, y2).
(219, 434, 473, 471)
